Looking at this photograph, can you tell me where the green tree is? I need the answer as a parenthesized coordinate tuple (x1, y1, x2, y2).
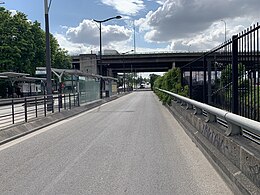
(0, 8, 71, 74)
(153, 68, 188, 104)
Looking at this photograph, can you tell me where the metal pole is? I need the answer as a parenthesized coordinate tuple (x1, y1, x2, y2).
(232, 35, 239, 114)
(221, 20, 226, 42)
(133, 20, 136, 53)
(99, 22, 102, 75)
(44, 0, 52, 109)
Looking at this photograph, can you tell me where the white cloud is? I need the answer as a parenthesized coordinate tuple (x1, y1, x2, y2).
(66, 19, 132, 46)
(138, 0, 260, 43)
(101, 0, 145, 15)
(55, 19, 133, 55)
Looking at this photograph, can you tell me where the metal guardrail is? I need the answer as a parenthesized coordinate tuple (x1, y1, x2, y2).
(157, 88, 260, 144)
(0, 93, 80, 129)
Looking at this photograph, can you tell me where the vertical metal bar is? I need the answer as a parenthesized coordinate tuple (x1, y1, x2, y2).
(35, 97, 38, 118)
(74, 93, 76, 107)
(12, 99, 14, 124)
(247, 28, 250, 118)
(52, 95, 54, 113)
(203, 57, 207, 103)
(64, 94, 67, 109)
(241, 32, 245, 117)
(69, 93, 71, 109)
(232, 35, 239, 114)
(253, 25, 256, 120)
(189, 65, 192, 99)
(24, 98, 28, 122)
(250, 26, 253, 119)
(208, 60, 212, 104)
(77, 93, 80, 106)
(58, 94, 61, 112)
(44, 95, 47, 117)
(256, 23, 260, 121)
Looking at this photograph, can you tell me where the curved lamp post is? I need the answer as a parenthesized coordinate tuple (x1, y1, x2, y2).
(221, 19, 227, 42)
(93, 15, 122, 76)
(122, 50, 134, 92)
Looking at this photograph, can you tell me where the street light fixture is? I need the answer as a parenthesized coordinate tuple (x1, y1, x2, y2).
(93, 15, 122, 76)
(0, 1, 5, 4)
(221, 19, 227, 42)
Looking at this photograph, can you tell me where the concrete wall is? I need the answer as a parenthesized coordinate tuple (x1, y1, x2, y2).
(167, 100, 260, 194)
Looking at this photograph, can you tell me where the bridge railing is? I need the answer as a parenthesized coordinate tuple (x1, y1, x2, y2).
(157, 88, 260, 144)
(181, 22, 260, 122)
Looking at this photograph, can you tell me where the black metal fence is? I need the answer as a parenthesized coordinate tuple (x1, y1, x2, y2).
(0, 93, 79, 129)
(182, 23, 260, 122)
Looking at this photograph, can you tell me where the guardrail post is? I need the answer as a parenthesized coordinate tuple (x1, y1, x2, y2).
(194, 107, 202, 115)
(186, 103, 193, 110)
(24, 98, 27, 122)
(226, 123, 241, 136)
(232, 35, 239, 114)
(206, 113, 216, 123)
(12, 99, 15, 124)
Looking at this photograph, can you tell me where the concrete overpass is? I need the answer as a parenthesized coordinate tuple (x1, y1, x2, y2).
(101, 52, 206, 74)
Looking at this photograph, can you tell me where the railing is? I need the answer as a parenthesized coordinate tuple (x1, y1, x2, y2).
(0, 93, 79, 129)
(157, 88, 260, 144)
(180, 23, 260, 122)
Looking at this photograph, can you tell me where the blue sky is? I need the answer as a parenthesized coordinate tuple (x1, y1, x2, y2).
(1, 0, 259, 56)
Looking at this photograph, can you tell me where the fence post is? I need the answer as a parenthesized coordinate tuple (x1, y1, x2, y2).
(208, 60, 212, 104)
(203, 56, 207, 103)
(189, 65, 192, 99)
(232, 35, 239, 114)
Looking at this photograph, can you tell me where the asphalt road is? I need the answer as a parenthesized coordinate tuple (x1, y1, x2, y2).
(0, 91, 233, 195)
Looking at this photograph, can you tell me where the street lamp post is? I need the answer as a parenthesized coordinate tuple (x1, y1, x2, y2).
(122, 50, 134, 92)
(44, 0, 52, 109)
(221, 19, 227, 42)
(93, 16, 121, 98)
(93, 15, 122, 76)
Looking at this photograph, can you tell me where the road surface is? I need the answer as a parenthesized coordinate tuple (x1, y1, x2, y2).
(0, 91, 233, 194)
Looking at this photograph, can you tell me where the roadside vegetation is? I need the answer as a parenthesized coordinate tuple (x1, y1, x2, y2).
(0, 8, 71, 97)
(151, 68, 189, 105)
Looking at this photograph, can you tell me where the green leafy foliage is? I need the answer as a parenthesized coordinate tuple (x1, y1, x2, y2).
(153, 68, 189, 105)
(0, 8, 71, 75)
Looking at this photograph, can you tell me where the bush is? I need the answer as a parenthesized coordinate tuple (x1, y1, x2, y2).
(153, 68, 189, 105)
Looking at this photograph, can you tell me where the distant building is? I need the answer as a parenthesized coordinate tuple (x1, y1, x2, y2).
(71, 54, 98, 74)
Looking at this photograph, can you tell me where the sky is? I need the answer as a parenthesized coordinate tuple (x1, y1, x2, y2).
(1, 0, 260, 56)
